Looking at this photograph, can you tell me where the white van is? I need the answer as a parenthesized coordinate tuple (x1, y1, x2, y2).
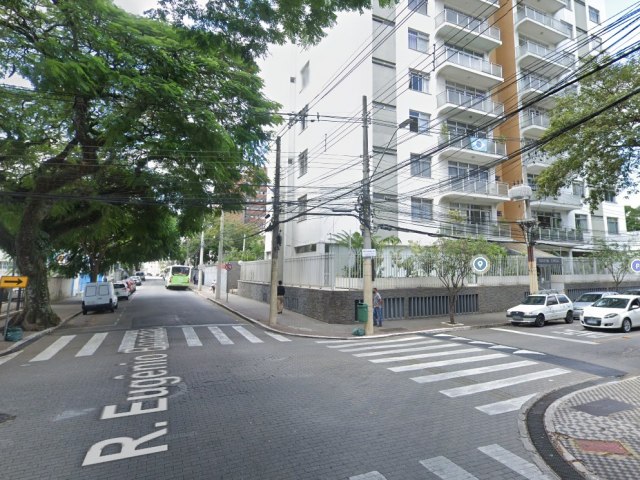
(82, 282, 118, 315)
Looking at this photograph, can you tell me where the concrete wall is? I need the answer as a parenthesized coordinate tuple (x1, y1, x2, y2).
(48, 277, 74, 302)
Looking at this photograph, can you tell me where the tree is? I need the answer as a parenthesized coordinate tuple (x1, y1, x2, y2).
(591, 240, 635, 291)
(625, 205, 640, 231)
(413, 238, 505, 324)
(0, 1, 276, 329)
(535, 55, 640, 211)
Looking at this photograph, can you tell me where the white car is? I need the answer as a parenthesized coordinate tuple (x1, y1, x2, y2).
(507, 292, 574, 327)
(581, 295, 640, 333)
(82, 282, 118, 315)
(113, 281, 130, 300)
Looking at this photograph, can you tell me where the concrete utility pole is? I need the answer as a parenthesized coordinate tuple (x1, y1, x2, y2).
(198, 229, 204, 291)
(362, 96, 374, 335)
(215, 210, 224, 300)
(268, 136, 281, 326)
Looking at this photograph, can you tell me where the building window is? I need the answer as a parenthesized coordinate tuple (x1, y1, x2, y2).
(535, 211, 562, 229)
(572, 181, 584, 197)
(295, 244, 316, 254)
(589, 6, 600, 24)
(450, 202, 491, 224)
(590, 35, 603, 52)
(298, 194, 307, 221)
(410, 153, 431, 177)
(409, 110, 429, 133)
(607, 217, 619, 234)
(301, 62, 310, 89)
(408, 29, 429, 53)
(411, 197, 432, 222)
(575, 214, 588, 231)
(299, 104, 309, 132)
(603, 191, 615, 202)
(298, 149, 308, 177)
(409, 70, 429, 93)
(408, 0, 427, 15)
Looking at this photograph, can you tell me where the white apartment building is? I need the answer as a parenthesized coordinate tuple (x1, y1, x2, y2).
(262, 0, 627, 264)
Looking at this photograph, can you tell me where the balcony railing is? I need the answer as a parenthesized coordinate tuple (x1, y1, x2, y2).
(440, 221, 512, 238)
(534, 226, 583, 242)
(435, 9, 501, 41)
(520, 112, 550, 129)
(439, 134, 507, 156)
(516, 6, 572, 37)
(522, 150, 554, 167)
(436, 48, 503, 78)
(517, 42, 575, 68)
(442, 177, 509, 196)
(519, 75, 578, 96)
(437, 89, 504, 115)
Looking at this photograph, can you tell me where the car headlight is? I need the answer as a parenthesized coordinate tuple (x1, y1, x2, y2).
(604, 313, 619, 319)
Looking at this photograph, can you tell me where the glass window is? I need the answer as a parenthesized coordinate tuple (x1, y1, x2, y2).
(298, 195, 307, 221)
(299, 104, 309, 132)
(301, 62, 310, 89)
(575, 214, 588, 231)
(298, 149, 308, 177)
(411, 197, 432, 221)
(607, 217, 619, 234)
(410, 154, 431, 177)
(409, 110, 429, 133)
(589, 6, 600, 23)
(408, 29, 429, 53)
(409, 70, 429, 93)
(98, 285, 110, 295)
(604, 191, 615, 202)
(572, 181, 584, 197)
(408, 0, 427, 15)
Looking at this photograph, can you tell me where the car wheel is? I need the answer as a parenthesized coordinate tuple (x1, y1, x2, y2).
(534, 314, 545, 327)
(583, 326, 592, 331)
(511, 322, 519, 327)
(565, 311, 574, 324)
(621, 318, 632, 333)
(82, 309, 87, 315)
(109, 301, 114, 313)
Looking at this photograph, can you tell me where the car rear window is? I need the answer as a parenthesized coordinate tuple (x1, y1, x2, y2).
(114, 283, 125, 288)
(98, 285, 110, 295)
(85, 286, 96, 296)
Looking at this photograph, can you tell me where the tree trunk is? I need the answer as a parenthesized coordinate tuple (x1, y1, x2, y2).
(13, 199, 60, 330)
(448, 294, 457, 324)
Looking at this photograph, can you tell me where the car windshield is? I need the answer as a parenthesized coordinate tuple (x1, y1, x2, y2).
(576, 293, 602, 303)
(521, 296, 546, 305)
(592, 297, 629, 309)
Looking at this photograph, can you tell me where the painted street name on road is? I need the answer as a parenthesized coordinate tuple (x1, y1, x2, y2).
(83, 328, 180, 466)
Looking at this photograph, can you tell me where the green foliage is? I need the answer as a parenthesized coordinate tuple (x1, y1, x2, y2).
(625, 206, 640, 231)
(590, 240, 635, 290)
(537, 55, 640, 211)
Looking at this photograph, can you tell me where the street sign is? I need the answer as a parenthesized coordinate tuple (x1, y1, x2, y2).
(471, 256, 490, 274)
(631, 259, 640, 273)
(362, 249, 377, 258)
(0, 276, 29, 288)
(224, 263, 232, 271)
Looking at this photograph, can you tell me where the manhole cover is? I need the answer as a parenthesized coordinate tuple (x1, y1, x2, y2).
(572, 398, 636, 417)
(0, 413, 15, 424)
(573, 439, 633, 456)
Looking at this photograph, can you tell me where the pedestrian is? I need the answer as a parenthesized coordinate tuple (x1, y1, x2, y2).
(373, 287, 383, 327)
(277, 280, 285, 314)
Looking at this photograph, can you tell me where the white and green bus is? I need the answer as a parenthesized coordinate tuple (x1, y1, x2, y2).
(163, 265, 191, 289)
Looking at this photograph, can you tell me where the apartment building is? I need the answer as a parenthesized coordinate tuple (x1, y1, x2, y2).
(262, 0, 626, 264)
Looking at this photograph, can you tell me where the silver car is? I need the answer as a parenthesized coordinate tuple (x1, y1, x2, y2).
(572, 291, 618, 320)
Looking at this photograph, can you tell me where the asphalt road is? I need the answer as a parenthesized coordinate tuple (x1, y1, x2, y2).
(0, 281, 635, 479)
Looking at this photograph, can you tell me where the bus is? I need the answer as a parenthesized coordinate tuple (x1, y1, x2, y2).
(163, 265, 191, 289)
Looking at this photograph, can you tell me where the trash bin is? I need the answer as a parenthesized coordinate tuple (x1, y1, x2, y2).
(5, 327, 23, 342)
(356, 303, 368, 323)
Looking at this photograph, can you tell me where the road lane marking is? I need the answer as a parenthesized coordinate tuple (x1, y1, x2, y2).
(440, 368, 569, 397)
(410, 360, 538, 383)
(478, 444, 550, 479)
(118, 330, 138, 352)
(181, 327, 202, 347)
(349, 472, 387, 480)
(0, 350, 22, 366)
(420, 456, 479, 480)
(371, 347, 482, 365)
(264, 332, 291, 342)
(388, 353, 508, 372)
(489, 345, 517, 350)
(325, 336, 424, 348)
(514, 349, 544, 355)
(208, 326, 233, 345)
(233, 326, 263, 343)
(353, 341, 444, 357)
(476, 394, 537, 415)
(491, 328, 598, 344)
(76, 333, 108, 357)
(338, 339, 440, 353)
(31, 335, 76, 362)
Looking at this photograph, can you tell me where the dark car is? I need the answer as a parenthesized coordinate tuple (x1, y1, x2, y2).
(135, 271, 146, 281)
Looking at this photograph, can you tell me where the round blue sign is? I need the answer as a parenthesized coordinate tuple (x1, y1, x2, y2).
(631, 259, 640, 273)
(472, 256, 490, 274)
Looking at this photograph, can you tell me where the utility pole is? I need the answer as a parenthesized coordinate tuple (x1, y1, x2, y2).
(215, 210, 224, 300)
(198, 229, 204, 291)
(521, 197, 538, 294)
(268, 136, 281, 326)
(362, 96, 374, 335)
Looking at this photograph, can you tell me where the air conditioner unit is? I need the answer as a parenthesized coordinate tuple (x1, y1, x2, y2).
(508, 185, 533, 201)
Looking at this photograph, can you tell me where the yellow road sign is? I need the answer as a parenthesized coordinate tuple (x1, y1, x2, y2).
(0, 276, 29, 289)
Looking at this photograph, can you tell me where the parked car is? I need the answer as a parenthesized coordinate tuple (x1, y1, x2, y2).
(130, 275, 142, 286)
(113, 281, 130, 300)
(135, 271, 146, 281)
(124, 277, 136, 293)
(581, 294, 640, 333)
(506, 291, 574, 327)
(623, 288, 640, 295)
(572, 291, 618, 320)
(82, 282, 118, 315)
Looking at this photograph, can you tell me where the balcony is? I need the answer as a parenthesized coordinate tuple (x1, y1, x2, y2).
(435, 9, 501, 52)
(520, 110, 550, 138)
(438, 178, 509, 204)
(522, 150, 554, 173)
(438, 134, 507, 163)
(534, 226, 584, 244)
(435, 46, 503, 89)
(517, 41, 574, 77)
(436, 88, 504, 123)
(443, 0, 500, 16)
(530, 189, 583, 210)
(523, 0, 568, 14)
(516, 6, 572, 45)
(519, 74, 578, 109)
(440, 221, 512, 240)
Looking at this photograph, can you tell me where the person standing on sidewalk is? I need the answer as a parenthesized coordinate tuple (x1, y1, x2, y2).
(373, 288, 383, 327)
(277, 281, 285, 314)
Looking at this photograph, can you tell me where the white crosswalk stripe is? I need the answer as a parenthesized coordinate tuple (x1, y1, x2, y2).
(208, 326, 234, 344)
(118, 330, 138, 352)
(0, 350, 22, 366)
(182, 327, 203, 347)
(420, 456, 479, 480)
(476, 394, 538, 415)
(31, 335, 76, 362)
(349, 472, 387, 480)
(324, 336, 425, 349)
(354, 341, 444, 357)
(391, 353, 509, 373)
(478, 444, 550, 479)
(371, 347, 483, 365)
(338, 339, 440, 353)
(232, 326, 263, 343)
(264, 331, 291, 342)
(410, 360, 538, 383)
(76, 332, 108, 357)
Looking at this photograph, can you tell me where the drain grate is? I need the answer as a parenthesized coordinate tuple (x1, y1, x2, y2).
(0, 413, 15, 424)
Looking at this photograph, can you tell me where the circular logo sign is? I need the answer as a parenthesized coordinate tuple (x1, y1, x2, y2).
(631, 259, 640, 273)
(471, 255, 490, 274)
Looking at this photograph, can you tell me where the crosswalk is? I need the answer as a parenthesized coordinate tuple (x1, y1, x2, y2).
(318, 333, 572, 416)
(1, 325, 292, 365)
(350, 443, 551, 480)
